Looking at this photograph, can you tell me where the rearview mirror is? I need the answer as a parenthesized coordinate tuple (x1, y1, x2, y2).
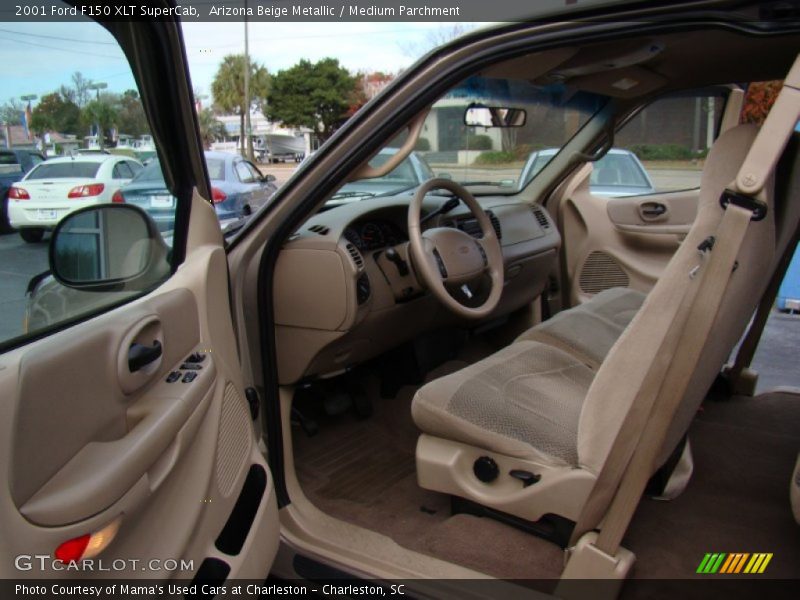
(464, 105, 527, 128)
(50, 204, 170, 291)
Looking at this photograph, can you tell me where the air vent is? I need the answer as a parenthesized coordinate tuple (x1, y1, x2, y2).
(308, 224, 330, 235)
(346, 243, 364, 269)
(532, 206, 550, 229)
(579, 251, 629, 294)
(487, 211, 502, 240)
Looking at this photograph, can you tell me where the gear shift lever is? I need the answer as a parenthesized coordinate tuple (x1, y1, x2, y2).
(385, 247, 409, 276)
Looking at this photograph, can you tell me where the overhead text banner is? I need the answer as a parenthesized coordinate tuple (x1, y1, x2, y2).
(2, 0, 601, 23)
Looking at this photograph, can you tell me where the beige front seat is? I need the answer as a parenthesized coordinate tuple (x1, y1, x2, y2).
(412, 124, 796, 538)
(517, 287, 646, 369)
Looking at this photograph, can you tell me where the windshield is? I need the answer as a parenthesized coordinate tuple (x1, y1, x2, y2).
(333, 76, 607, 200)
(26, 162, 101, 180)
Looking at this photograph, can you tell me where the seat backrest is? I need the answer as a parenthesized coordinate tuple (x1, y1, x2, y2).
(577, 123, 787, 474)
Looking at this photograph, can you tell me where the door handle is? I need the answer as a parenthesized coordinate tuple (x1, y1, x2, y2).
(640, 202, 668, 220)
(128, 340, 162, 372)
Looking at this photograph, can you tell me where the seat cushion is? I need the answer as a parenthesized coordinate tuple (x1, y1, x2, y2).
(517, 287, 646, 368)
(411, 341, 595, 466)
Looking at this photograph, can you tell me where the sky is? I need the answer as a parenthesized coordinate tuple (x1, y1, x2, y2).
(0, 21, 483, 107)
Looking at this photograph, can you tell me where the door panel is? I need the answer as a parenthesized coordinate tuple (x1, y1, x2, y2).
(0, 193, 278, 580)
(560, 171, 699, 306)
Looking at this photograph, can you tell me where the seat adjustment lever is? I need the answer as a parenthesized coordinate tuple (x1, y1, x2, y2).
(509, 469, 541, 487)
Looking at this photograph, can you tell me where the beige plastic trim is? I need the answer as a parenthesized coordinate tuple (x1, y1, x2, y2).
(719, 86, 745, 136)
(606, 192, 698, 235)
(736, 54, 800, 196)
(348, 110, 428, 181)
(415, 434, 596, 522)
(557, 532, 634, 599)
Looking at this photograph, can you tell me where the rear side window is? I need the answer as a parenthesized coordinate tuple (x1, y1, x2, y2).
(0, 152, 23, 174)
(207, 159, 225, 180)
(235, 161, 254, 183)
(26, 162, 101, 180)
(112, 162, 134, 179)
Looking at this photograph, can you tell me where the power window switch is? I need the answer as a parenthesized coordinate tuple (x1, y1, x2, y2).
(182, 372, 198, 383)
(180, 363, 203, 370)
(185, 352, 206, 363)
(166, 371, 181, 383)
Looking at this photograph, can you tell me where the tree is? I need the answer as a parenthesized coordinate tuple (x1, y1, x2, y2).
(211, 54, 270, 155)
(198, 108, 226, 149)
(116, 89, 149, 137)
(0, 99, 23, 125)
(71, 72, 92, 108)
(267, 58, 358, 141)
(741, 80, 783, 126)
(30, 92, 81, 136)
(81, 98, 118, 148)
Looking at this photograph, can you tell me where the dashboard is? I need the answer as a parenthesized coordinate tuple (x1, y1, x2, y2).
(343, 219, 407, 251)
(273, 195, 562, 384)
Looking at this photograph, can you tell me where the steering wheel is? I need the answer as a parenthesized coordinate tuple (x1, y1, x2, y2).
(408, 178, 504, 319)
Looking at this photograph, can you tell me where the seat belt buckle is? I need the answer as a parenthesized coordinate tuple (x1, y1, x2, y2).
(720, 189, 768, 221)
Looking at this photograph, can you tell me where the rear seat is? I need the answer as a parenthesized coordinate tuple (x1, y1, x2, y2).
(516, 287, 646, 369)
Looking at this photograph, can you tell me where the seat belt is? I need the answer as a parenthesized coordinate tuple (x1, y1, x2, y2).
(563, 53, 800, 573)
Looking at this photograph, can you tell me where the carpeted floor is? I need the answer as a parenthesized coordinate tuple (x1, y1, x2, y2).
(293, 361, 800, 587)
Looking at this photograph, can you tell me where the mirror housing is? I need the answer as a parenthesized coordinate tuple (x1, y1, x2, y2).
(49, 204, 170, 292)
(263, 173, 276, 183)
(464, 104, 527, 128)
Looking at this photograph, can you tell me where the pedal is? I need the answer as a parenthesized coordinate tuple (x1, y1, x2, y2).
(291, 406, 319, 437)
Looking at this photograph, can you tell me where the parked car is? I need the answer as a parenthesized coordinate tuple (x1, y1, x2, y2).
(7, 154, 143, 242)
(519, 147, 656, 196)
(0, 149, 45, 232)
(114, 151, 277, 230)
(327, 148, 434, 206)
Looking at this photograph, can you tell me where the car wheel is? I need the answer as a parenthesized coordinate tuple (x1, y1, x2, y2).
(19, 228, 45, 243)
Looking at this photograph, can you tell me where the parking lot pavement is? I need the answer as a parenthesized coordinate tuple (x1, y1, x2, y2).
(0, 231, 49, 342)
(752, 310, 800, 392)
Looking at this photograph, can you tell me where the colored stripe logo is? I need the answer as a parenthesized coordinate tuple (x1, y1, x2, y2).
(697, 553, 773, 574)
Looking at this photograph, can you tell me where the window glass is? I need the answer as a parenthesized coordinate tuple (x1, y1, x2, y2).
(26, 162, 101, 180)
(207, 158, 226, 180)
(127, 160, 143, 176)
(613, 91, 727, 194)
(112, 161, 134, 179)
(245, 162, 263, 181)
(1, 8, 177, 349)
(327, 76, 607, 204)
(235, 161, 254, 183)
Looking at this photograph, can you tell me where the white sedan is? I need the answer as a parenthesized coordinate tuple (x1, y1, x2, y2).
(8, 154, 143, 243)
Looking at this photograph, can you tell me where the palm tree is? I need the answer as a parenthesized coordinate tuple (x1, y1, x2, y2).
(211, 54, 269, 156)
(198, 108, 226, 149)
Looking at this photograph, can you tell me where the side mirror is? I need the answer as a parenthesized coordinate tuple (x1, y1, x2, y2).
(437, 172, 453, 180)
(263, 174, 276, 183)
(49, 204, 170, 292)
(464, 105, 527, 128)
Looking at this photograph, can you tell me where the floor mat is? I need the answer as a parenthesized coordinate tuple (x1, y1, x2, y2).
(293, 359, 800, 587)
